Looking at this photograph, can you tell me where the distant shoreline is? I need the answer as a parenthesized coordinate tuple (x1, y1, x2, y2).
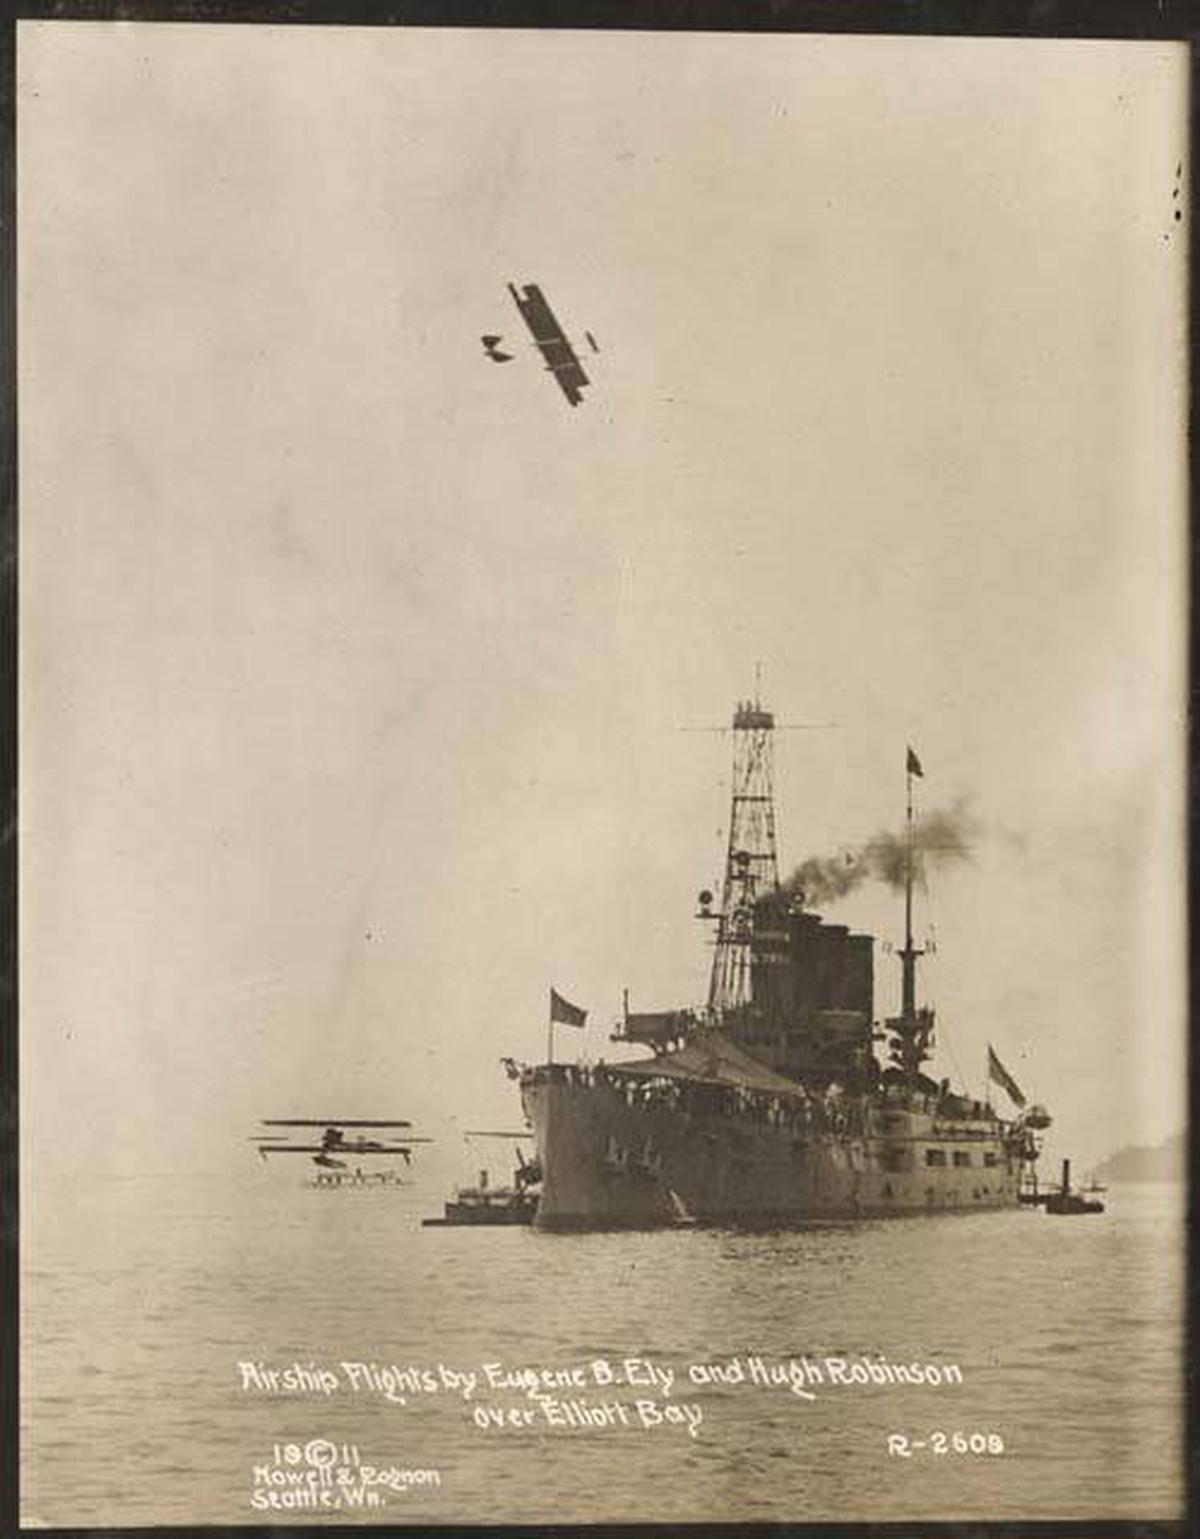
(1093, 1132, 1184, 1184)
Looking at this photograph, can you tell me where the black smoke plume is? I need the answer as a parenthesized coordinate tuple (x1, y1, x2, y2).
(782, 799, 980, 908)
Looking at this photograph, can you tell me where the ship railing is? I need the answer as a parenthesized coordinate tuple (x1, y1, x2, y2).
(874, 1127, 1004, 1143)
(531, 1061, 877, 1138)
(533, 1064, 1007, 1148)
(928, 1123, 1006, 1139)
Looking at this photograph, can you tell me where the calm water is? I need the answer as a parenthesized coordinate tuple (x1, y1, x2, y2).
(21, 1171, 1184, 1525)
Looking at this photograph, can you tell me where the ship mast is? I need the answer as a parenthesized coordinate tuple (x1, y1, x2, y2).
(888, 747, 934, 1082)
(707, 698, 780, 1014)
(900, 753, 923, 1020)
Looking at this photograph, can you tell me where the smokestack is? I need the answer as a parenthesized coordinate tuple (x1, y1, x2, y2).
(845, 933, 874, 1018)
(1061, 1158, 1070, 1195)
(818, 924, 850, 1010)
(750, 892, 791, 1015)
(788, 910, 822, 1020)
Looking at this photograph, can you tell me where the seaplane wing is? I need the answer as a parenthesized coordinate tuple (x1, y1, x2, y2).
(259, 1118, 413, 1129)
(507, 283, 591, 407)
(254, 1140, 432, 1153)
(259, 1145, 388, 1156)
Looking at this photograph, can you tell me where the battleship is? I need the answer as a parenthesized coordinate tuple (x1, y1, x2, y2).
(518, 699, 1050, 1229)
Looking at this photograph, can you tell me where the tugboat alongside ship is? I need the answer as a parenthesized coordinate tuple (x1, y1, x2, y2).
(1043, 1159, 1106, 1216)
(422, 1133, 541, 1227)
(515, 699, 1053, 1230)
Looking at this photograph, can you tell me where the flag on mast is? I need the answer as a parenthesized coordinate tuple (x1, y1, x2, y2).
(987, 1044, 1026, 1108)
(549, 988, 588, 1028)
(906, 746, 924, 778)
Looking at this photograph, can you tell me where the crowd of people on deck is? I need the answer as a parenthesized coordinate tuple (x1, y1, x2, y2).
(518, 1056, 1005, 1137)
(522, 1060, 875, 1136)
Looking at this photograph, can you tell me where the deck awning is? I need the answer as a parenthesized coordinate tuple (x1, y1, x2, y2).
(605, 1028, 806, 1098)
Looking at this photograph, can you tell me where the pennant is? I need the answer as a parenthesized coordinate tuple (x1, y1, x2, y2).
(987, 1044, 1026, 1108)
(906, 746, 924, 778)
(549, 987, 588, 1028)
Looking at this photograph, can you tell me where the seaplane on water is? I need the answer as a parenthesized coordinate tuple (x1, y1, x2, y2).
(251, 1119, 433, 1188)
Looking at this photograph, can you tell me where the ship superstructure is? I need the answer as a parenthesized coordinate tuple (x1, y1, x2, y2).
(519, 700, 1049, 1228)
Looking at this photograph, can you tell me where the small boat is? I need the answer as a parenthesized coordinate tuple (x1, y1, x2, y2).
(1044, 1158, 1104, 1216)
(1045, 1191, 1104, 1215)
(422, 1179, 538, 1226)
(422, 1134, 541, 1227)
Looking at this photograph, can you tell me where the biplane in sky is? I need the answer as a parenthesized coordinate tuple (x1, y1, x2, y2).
(481, 282, 600, 407)
(252, 1119, 432, 1170)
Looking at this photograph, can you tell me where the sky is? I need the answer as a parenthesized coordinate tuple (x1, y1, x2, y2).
(17, 24, 1187, 1184)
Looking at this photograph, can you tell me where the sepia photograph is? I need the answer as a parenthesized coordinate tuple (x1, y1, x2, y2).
(15, 19, 1187, 1528)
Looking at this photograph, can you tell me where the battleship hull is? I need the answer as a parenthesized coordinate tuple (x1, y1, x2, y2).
(522, 1067, 1021, 1230)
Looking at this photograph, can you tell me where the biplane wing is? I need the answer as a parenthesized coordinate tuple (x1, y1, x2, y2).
(508, 283, 591, 407)
(254, 1141, 430, 1154)
(259, 1118, 413, 1129)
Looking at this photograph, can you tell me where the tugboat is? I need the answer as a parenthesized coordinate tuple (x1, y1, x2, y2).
(1044, 1158, 1105, 1215)
(422, 1135, 541, 1227)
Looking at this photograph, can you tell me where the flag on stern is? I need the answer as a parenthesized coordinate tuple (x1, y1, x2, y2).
(987, 1044, 1027, 1108)
(549, 988, 588, 1028)
(906, 746, 924, 778)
